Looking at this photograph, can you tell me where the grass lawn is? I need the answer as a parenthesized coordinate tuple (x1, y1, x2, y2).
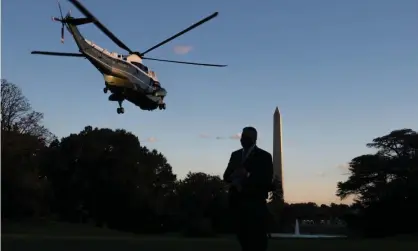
(2, 221, 418, 251)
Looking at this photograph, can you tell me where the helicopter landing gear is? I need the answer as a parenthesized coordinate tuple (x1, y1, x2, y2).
(158, 103, 166, 110)
(116, 100, 124, 114)
(103, 83, 109, 94)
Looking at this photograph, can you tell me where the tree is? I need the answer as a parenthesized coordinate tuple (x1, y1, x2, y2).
(1, 131, 50, 219)
(176, 172, 229, 236)
(267, 175, 284, 232)
(1, 80, 53, 219)
(41, 126, 177, 233)
(1, 79, 54, 143)
(135, 146, 177, 233)
(336, 129, 418, 237)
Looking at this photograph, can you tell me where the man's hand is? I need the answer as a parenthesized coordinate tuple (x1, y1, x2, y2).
(231, 167, 250, 192)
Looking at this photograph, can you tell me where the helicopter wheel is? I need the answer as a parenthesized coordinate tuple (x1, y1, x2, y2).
(116, 107, 124, 114)
(103, 87, 108, 93)
(158, 104, 166, 110)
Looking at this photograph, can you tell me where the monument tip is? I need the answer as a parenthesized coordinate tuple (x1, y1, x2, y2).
(274, 107, 280, 114)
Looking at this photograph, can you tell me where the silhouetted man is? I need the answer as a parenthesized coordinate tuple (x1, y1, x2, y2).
(223, 126, 273, 251)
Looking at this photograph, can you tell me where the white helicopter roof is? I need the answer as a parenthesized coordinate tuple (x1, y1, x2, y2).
(126, 54, 142, 63)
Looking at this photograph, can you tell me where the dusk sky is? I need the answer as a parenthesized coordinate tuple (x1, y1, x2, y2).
(2, 0, 417, 204)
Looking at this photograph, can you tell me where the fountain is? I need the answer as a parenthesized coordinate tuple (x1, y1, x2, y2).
(270, 219, 346, 239)
(295, 218, 300, 235)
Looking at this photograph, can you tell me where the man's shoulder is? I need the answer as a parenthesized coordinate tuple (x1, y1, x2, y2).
(255, 147, 272, 158)
(231, 149, 243, 155)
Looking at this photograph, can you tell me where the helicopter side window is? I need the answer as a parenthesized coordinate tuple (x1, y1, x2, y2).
(132, 62, 149, 73)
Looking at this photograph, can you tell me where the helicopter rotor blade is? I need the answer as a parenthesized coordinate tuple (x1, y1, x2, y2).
(67, 0, 134, 54)
(61, 25, 65, 43)
(57, 1, 65, 43)
(140, 12, 219, 56)
(31, 51, 84, 57)
(57, 1, 64, 19)
(142, 57, 226, 67)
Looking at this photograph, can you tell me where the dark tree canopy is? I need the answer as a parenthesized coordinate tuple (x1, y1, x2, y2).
(336, 129, 418, 237)
(1, 130, 50, 219)
(337, 129, 418, 204)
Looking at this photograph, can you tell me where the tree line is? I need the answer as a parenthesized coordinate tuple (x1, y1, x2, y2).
(1, 79, 417, 237)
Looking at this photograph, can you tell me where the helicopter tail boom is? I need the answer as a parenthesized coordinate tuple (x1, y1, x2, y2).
(66, 17, 94, 26)
(52, 17, 93, 26)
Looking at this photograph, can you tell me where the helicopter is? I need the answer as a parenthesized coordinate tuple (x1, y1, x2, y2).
(31, 0, 226, 114)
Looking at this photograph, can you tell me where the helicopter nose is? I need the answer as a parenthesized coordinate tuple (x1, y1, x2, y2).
(158, 88, 167, 96)
(154, 88, 167, 97)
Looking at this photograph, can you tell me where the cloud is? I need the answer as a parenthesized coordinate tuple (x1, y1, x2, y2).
(229, 133, 241, 140)
(174, 45, 193, 55)
(198, 133, 241, 140)
(199, 133, 210, 139)
(316, 171, 326, 177)
(146, 137, 157, 143)
(198, 134, 226, 140)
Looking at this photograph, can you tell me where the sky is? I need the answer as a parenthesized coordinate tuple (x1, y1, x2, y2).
(2, 0, 418, 204)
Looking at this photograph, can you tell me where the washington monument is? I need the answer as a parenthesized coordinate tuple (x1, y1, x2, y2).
(273, 107, 284, 200)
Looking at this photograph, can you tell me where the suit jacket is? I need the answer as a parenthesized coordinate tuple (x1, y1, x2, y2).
(223, 146, 273, 203)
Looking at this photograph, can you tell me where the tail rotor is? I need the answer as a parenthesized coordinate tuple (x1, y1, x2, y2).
(51, 1, 66, 43)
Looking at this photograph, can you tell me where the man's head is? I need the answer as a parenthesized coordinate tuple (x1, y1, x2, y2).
(240, 126, 257, 149)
